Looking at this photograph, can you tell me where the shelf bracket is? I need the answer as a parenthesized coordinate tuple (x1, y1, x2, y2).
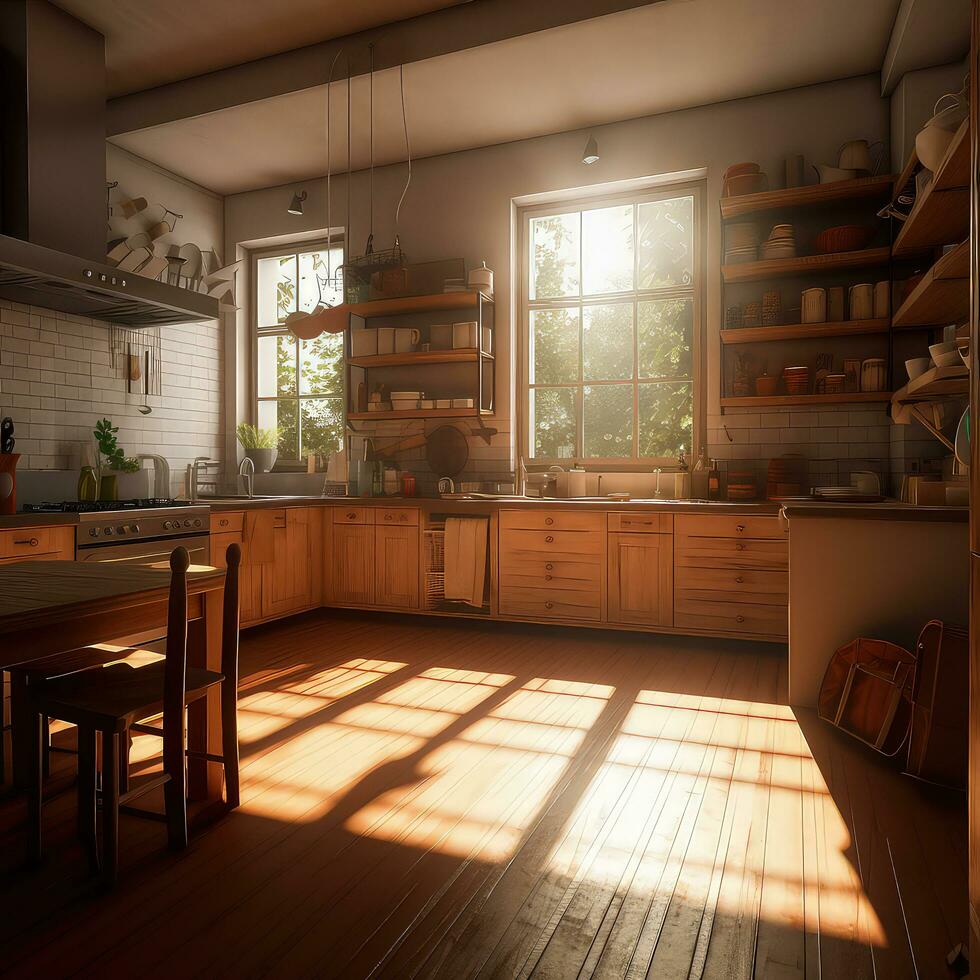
(908, 404, 956, 452)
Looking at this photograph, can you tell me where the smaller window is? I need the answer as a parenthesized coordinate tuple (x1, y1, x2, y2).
(253, 243, 345, 463)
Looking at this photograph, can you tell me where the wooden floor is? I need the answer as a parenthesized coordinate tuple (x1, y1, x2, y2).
(0, 610, 967, 978)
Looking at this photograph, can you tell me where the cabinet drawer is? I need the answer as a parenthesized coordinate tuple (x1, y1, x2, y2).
(210, 530, 244, 567)
(607, 512, 672, 533)
(499, 586, 601, 622)
(334, 506, 373, 525)
(500, 528, 603, 559)
(499, 558, 601, 593)
(375, 507, 419, 527)
(499, 510, 603, 533)
(0, 526, 74, 560)
(675, 514, 785, 540)
(675, 566, 787, 605)
(675, 536, 787, 570)
(212, 512, 244, 534)
(674, 597, 787, 637)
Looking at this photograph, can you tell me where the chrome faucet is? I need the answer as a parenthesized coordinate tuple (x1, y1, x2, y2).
(239, 456, 255, 499)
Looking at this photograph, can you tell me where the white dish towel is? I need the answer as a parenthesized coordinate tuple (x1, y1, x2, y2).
(443, 517, 488, 607)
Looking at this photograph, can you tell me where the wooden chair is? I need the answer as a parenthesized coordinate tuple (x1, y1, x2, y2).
(27, 543, 241, 884)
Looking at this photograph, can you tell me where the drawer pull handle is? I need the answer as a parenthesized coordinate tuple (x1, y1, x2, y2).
(219, 519, 228, 527)
(15, 537, 39, 547)
(735, 576, 744, 584)
(384, 514, 392, 521)
(545, 535, 554, 543)
(545, 601, 554, 610)
(545, 517, 554, 526)
(545, 563, 554, 570)
(736, 543, 745, 551)
(736, 615, 745, 623)
(346, 512, 356, 520)
(736, 524, 746, 532)
(545, 574, 553, 581)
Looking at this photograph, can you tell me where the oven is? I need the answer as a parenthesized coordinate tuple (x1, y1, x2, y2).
(73, 505, 211, 567)
(75, 533, 210, 566)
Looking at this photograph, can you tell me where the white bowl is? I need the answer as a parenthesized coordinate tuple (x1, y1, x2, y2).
(905, 357, 932, 380)
(929, 342, 961, 367)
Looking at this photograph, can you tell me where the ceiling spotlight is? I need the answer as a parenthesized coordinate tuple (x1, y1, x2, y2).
(582, 135, 599, 165)
(287, 190, 308, 215)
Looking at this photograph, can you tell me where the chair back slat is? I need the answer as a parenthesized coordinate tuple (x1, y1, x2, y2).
(221, 544, 241, 688)
(163, 547, 190, 736)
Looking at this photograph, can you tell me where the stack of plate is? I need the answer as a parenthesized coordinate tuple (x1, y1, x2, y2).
(760, 224, 797, 259)
(725, 223, 760, 264)
(813, 486, 884, 502)
(766, 455, 807, 500)
(823, 373, 846, 394)
(391, 390, 422, 411)
(782, 365, 809, 394)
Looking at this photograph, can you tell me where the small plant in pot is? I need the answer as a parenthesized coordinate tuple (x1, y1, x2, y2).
(237, 423, 279, 473)
(94, 418, 140, 500)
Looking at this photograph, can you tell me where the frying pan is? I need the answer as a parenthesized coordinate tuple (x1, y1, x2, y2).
(426, 425, 468, 483)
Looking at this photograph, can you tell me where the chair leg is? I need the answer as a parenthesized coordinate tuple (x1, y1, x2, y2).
(42, 716, 50, 779)
(164, 710, 187, 851)
(220, 677, 240, 810)
(101, 731, 119, 887)
(27, 710, 44, 865)
(76, 725, 99, 873)
(119, 730, 131, 794)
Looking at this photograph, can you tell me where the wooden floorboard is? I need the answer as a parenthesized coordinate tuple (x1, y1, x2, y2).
(0, 609, 966, 979)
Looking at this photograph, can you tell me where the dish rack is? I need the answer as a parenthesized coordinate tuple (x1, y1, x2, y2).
(423, 517, 490, 614)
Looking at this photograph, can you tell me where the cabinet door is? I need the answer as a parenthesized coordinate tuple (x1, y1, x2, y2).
(607, 532, 673, 627)
(238, 511, 274, 625)
(262, 508, 313, 618)
(332, 523, 376, 606)
(375, 524, 419, 609)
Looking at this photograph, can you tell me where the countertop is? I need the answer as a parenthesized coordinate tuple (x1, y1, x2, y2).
(1, 495, 967, 530)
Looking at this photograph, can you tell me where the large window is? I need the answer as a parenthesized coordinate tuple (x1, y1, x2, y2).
(253, 241, 345, 463)
(521, 185, 703, 465)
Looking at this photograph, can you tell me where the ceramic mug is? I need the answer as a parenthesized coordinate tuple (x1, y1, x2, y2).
(860, 357, 886, 392)
(873, 281, 890, 319)
(849, 283, 874, 321)
(377, 327, 396, 355)
(394, 328, 420, 353)
(801, 287, 826, 323)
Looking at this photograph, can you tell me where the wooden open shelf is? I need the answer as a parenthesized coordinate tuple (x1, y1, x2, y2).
(722, 247, 892, 284)
(348, 349, 489, 368)
(347, 290, 492, 318)
(720, 175, 896, 221)
(893, 119, 969, 257)
(891, 364, 969, 405)
(720, 391, 893, 409)
(347, 407, 489, 421)
(720, 318, 890, 345)
(893, 240, 969, 328)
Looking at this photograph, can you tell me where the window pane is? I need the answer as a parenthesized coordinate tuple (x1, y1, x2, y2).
(638, 297, 693, 379)
(583, 205, 633, 295)
(301, 398, 344, 456)
(531, 387, 576, 459)
(530, 213, 579, 299)
(531, 308, 579, 385)
(257, 335, 297, 397)
(258, 398, 299, 460)
(638, 382, 692, 458)
(637, 196, 694, 288)
(583, 303, 633, 381)
(298, 247, 343, 313)
(299, 333, 344, 395)
(257, 254, 297, 325)
(584, 384, 632, 457)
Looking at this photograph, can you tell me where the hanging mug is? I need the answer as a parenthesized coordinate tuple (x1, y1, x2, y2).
(849, 283, 874, 321)
(801, 287, 826, 324)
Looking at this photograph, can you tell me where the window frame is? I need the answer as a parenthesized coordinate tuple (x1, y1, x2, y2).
(249, 235, 345, 468)
(517, 181, 706, 470)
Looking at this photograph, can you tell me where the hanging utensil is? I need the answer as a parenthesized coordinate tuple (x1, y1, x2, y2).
(426, 425, 469, 493)
(1, 417, 15, 455)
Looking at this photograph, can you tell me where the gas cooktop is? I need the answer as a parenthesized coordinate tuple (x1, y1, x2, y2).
(23, 498, 193, 514)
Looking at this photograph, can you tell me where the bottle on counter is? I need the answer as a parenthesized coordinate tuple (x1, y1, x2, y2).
(77, 465, 98, 502)
(707, 459, 721, 501)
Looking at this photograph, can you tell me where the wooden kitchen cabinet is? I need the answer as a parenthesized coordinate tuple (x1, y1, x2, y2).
(262, 508, 315, 618)
(607, 530, 673, 627)
(330, 522, 377, 606)
(375, 524, 420, 609)
(0, 526, 74, 561)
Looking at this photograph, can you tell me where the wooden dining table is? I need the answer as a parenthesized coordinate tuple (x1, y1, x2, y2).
(0, 560, 227, 803)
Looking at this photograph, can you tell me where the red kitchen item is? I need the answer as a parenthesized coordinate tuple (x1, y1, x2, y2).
(400, 471, 416, 497)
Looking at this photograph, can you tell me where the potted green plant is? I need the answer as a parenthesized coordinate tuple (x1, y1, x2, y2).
(93, 418, 140, 500)
(237, 423, 279, 473)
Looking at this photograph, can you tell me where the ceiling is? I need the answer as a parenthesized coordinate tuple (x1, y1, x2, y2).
(107, 0, 904, 196)
(52, 0, 470, 97)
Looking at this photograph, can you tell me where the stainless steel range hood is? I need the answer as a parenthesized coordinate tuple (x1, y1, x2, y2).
(0, 2, 217, 326)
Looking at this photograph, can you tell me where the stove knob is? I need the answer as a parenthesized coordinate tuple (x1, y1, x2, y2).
(194, 519, 202, 528)
(88, 527, 99, 537)
(163, 520, 172, 531)
(116, 525, 127, 536)
(103, 526, 113, 536)
(184, 519, 192, 528)
(130, 523, 140, 534)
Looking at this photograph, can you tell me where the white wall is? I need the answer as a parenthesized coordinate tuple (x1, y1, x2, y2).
(225, 74, 893, 491)
(0, 149, 224, 496)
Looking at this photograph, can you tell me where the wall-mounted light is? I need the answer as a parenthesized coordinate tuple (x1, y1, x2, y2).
(287, 190, 308, 215)
(582, 135, 599, 165)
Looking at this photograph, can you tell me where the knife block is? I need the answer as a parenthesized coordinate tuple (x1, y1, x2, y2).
(0, 453, 20, 515)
